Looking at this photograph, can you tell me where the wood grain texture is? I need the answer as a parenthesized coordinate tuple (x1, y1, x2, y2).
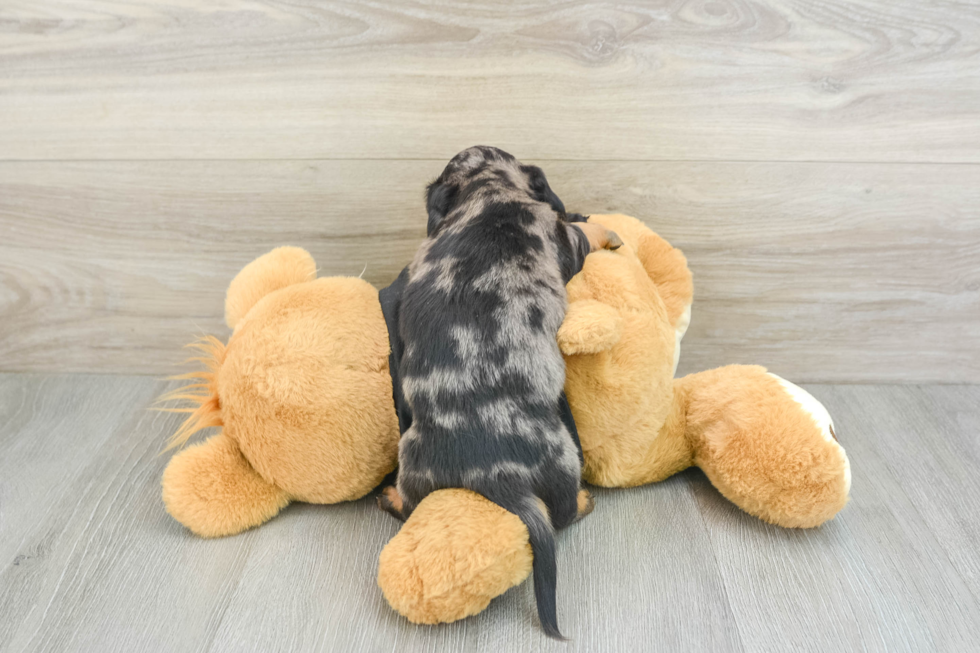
(206, 480, 744, 653)
(0, 375, 159, 574)
(0, 376, 260, 653)
(3, 375, 980, 651)
(2, 160, 978, 381)
(1, 0, 980, 161)
(0, 373, 742, 653)
(821, 385, 980, 606)
(689, 383, 980, 653)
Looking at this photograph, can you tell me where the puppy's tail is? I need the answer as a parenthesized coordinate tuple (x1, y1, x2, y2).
(491, 493, 564, 640)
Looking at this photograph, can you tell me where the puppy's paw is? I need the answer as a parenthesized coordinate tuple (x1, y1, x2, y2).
(574, 489, 596, 523)
(605, 229, 623, 250)
(574, 221, 623, 252)
(377, 486, 406, 522)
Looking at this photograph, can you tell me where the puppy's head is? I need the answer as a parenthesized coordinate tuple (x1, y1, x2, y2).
(425, 146, 575, 235)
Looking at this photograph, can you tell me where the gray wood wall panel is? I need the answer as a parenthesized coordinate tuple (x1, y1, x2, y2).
(1, 1, 979, 162)
(2, 161, 977, 381)
(3, 375, 980, 651)
(1, 0, 978, 380)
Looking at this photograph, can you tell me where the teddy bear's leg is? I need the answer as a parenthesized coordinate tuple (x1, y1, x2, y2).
(162, 432, 290, 537)
(676, 365, 851, 528)
(378, 489, 533, 625)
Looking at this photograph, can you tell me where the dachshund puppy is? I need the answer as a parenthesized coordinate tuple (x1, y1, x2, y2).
(378, 146, 620, 639)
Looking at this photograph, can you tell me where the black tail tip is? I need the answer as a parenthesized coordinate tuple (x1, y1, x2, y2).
(541, 622, 568, 642)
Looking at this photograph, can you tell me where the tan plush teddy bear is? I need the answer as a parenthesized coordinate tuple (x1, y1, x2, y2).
(160, 214, 850, 626)
(376, 214, 850, 623)
(161, 248, 399, 537)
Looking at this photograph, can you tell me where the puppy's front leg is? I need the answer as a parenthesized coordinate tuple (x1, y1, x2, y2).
(572, 221, 623, 252)
(377, 485, 408, 522)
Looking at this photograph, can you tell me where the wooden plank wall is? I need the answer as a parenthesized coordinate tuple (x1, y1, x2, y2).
(1, 0, 978, 382)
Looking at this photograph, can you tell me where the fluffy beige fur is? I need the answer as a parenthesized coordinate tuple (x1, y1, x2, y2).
(224, 246, 317, 329)
(161, 248, 400, 537)
(162, 432, 289, 538)
(677, 365, 850, 528)
(377, 489, 532, 624)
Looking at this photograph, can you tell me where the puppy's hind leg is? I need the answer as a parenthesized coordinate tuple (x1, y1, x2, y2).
(535, 463, 584, 531)
(377, 485, 408, 522)
(573, 488, 595, 524)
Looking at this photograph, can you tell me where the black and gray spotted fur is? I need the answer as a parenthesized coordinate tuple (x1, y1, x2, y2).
(387, 146, 598, 639)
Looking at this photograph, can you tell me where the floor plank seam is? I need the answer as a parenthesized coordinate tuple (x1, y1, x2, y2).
(683, 474, 750, 653)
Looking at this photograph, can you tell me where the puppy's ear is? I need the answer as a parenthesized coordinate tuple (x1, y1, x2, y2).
(521, 164, 566, 217)
(425, 181, 457, 236)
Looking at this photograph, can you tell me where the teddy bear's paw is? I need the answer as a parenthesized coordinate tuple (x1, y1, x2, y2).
(684, 366, 851, 529)
(162, 432, 290, 537)
(558, 299, 623, 355)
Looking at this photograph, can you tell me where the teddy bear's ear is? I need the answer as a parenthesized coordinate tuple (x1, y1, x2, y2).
(225, 247, 317, 329)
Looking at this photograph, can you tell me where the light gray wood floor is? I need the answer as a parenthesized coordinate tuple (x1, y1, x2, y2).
(2, 373, 978, 653)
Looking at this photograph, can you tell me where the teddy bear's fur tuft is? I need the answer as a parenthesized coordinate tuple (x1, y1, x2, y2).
(158, 335, 226, 451)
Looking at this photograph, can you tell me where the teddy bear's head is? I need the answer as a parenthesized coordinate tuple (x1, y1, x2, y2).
(559, 214, 693, 487)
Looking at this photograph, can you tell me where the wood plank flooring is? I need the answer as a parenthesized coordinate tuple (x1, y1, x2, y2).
(2, 374, 978, 653)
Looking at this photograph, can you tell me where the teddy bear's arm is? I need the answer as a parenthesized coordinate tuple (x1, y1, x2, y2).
(581, 215, 692, 341)
(557, 299, 623, 355)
